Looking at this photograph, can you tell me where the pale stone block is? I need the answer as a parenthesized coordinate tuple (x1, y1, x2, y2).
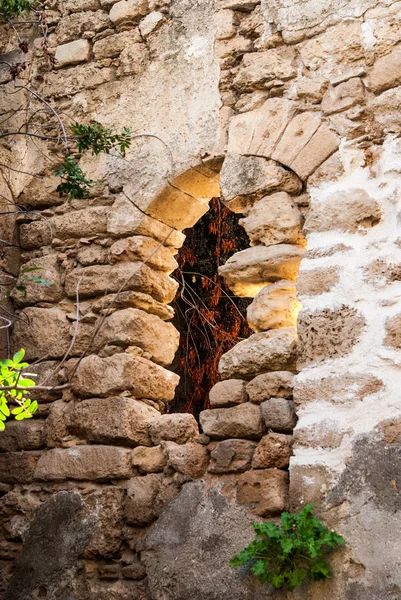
(164, 441, 209, 478)
(209, 379, 248, 408)
(109, 0, 149, 25)
(139, 11, 164, 38)
(247, 280, 301, 332)
(322, 78, 365, 115)
(237, 469, 288, 516)
(12, 307, 71, 361)
(132, 445, 166, 473)
(109, 235, 178, 272)
(55, 39, 90, 67)
(93, 30, 141, 59)
(149, 414, 199, 445)
(200, 403, 263, 440)
(368, 46, 401, 93)
(272, 112, 321, 167)
(246, 371, 294, 404)
(289, 124, 339, 179)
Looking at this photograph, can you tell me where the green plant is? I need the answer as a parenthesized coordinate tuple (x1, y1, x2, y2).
(14, 266, 52, 295)
(230, 504, 345, 591)
(70, 122, 132, 156)
(0, 349, 37, 430)
(0, 0, 32, 18)
(53, 155, 94, 199)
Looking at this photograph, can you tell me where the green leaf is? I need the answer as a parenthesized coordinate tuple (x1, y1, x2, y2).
(11, 407, 24, 415)
(0, 420, 5, 431)
(13, 349, 25, 364)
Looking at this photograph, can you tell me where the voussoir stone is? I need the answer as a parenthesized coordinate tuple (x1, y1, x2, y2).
(261, 397, 297, 432)
(70, 396, 159, 446)
(237, 469, 289, 516)
(65, 262, 178, 303)
(109, 236, 178, 272)
(71, 353, 179, 400)
(218, 245, 303, 297)
(199, 403, 263, 440)
(96, 308, 179, 366)
(164, 441, 209, 478)
(246, 371, 294, 404)
(12, 307, 71, 361)
(239, 192, 305, 247)
(209, 379, 248, 408)
(208, 439, 257, 473)
(218, 327, 297, 379)
(247, 280, 301, 332)
(149, 414, 199, 444)
(34, 446, 133, 481)
(132, 445, 166, 473)
(251, 432, 293, 469)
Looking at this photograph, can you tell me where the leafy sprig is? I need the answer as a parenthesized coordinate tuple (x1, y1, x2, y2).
(0, 0, 32, 18)
(230, 504, 345, 590)
(53, 155, 94, 199)
(0, 349, 38, 430)
(70, 122, 132, 156)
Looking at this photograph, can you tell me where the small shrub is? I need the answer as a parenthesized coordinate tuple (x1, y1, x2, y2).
(0, 349, 37, 430)
(230, 504, 345, 590)
(0, 0, 32, 18)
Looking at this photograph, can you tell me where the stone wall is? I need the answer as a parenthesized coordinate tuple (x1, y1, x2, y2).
(2, 0, 401, 598)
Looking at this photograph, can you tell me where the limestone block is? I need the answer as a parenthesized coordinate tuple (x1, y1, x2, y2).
(12, 307, 71, 361)
(227, 98, 297, 158)
(209, 379, 248, 408)
(41, 64, 115, 98)
(294, 373, 383, 408)
(84, 487, 125, 557)
(109, 236, 178, 272)
(220, 0, 259, 9)
(149, 414, 199, 444)
(125, 473, 161, 525)
(370, 87, 401, 134)
(218, 245, 303, 297)
(34, 446, 133, 481)
(215, 9, 236, 40)
(215, 36, 253, 60)
(132, 445, 166, 473)
(385, 314, 401, 348)
(240, 192, 304, 247)
(368, 47, 401, 93)
(11, 255, 63, 306)
(237, 469, 288, 516)
(294, 419, 347, 449)
(65, 262, 178, 303)
(55, 39, 90, 67)
(21, 360, 64, 403)
(297, 266, 340, 297)
(117, 42, 148, 77)
(289, 124, 339, 179)
(20, 206, 109, 249)
(199, 403, 263, 440)
(139, 11, 164, 37)
(55, 10, 110, 44)
(96, 308, 179, 366)
(247, 280, 301, 332)
(93, 30, 141, 59)
(297, 307, 365, 368)
(218, 328, 297, 379)
(305, 189, 381, 233)
(70, 396, 159, 446)
(92, 290, 174, 321)
(252, 432, 292, 468)
(0, 452, 41, 483)
(220, 156, 302, 213)
(234, 47, 296, 91)
(146, 184, 210, 230)
(109, 0, 149, 25)
(208, 439, 256, 473)
(246, 371, 294, 404)
(71, 353, 179, 400)
(260, 397, 297, 432)
(107, 196, 185, 248)
(272, 112, 321, 167)
(322, 78, 365, 115)
(164, 441, 209, 478)
(0, 421, 44, 453)
(44, 400, 73, 447)
(65, 0, 100, 12)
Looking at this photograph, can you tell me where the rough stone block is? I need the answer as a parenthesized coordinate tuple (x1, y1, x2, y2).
(55, 9, 110, 44)
(322, 78, 365, 115)
(41, 64, 115, 98)
(93, 30, 141, 59)
(92, 290, 174, 321)
(294, 373, 383, 408)
(70, 396, 159, 446)
(34, 446, 133, 481)
(55, 39, 90, 67)
(260, 397, 297, 432)
(294, 419, 347, 449)
(246, 371, 294, 404)
(368, 46, 401, 93)
(65, 262, 178, 303)
(251, 432, 292, 468)
(234, 47, 296, 91)
(125, 473, 161, 525)
(132, 445, 166, 473)
(239, 192, 304, 247)
(200, 403, 262, 440)
(147, 184, 210, 230)
(272, 112, 321, 167)
(149, 414, 199, 444)
(237, 469, 289, 516)
(109, 235, 178, 272)
(96, 308, 179, 366)
(247, 280, 301, 332)
(298, 307, 365, 368)
(71, 353, 179, 400)
(289, 124, 339, 179)
(164, 441, 209, 478)
(218, 327, 297, 379)
(11, 255, 62, 307)
(0, 421, 44, 453)
(21, 360, 64, 403)
(0, 452, 42, 483)
(208, 439, 256, 473)
(220, 156, 302, 213)
(305, 189, 381, 233)
(209, 379, 248, 408)
(297, 266, 340, 297)
(218, 244, 303, 297)
(109, 0, 149, 25)
(44, 400, 72, 447)
(139, 11, 164, 37)
(12, 307, 71, 361)
(84, 487, 125, 557)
